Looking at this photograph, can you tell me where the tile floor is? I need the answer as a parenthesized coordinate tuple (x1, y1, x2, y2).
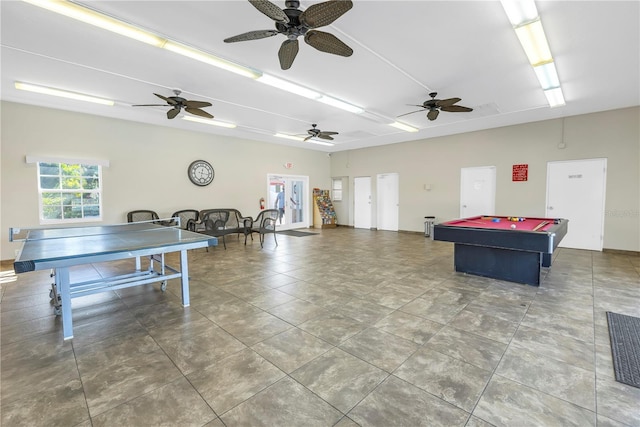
(1, 227, 639, 426)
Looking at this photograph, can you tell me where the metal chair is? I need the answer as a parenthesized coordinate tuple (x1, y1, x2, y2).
(169, 209, 199, 229)
(127, 210, 160, 223)
(244, 209, 279, 248)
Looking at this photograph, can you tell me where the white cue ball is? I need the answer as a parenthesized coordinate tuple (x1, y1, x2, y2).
(510, 224, 516, 229)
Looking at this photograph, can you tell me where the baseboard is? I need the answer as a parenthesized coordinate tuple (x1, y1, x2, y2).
(603, 248, 640, 256)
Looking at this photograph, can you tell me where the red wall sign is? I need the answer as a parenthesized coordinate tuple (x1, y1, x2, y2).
(512, 164, 528, 181)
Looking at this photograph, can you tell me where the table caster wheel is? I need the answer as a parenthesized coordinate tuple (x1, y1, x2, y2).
(161, 281, 167, 292)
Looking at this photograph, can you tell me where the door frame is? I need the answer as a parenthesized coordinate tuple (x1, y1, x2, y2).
(267, 174, 310, 230)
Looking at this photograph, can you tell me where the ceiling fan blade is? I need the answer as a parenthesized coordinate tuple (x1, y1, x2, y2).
(167, 108, 181, 119)
(248, 0, 289, 23)
(278, 39, 299, 70)
(304, 30, 353, 57)
(184, 100, 212, 109)
(300, 0, 353, 28)
(304, 135, 313, 141)
(397, 109, 425, 118)
(185, 108, 214, 119)
(427, 109, 439, 121)
(318, 134, 334, 140)
(321, 131, 339, 136)
(132, 104, 167, 107)
(154, 93, 177, 105)
(436, 97, 461, 108)
(224, 30, 279, 43)
(441, 105, 473, 113)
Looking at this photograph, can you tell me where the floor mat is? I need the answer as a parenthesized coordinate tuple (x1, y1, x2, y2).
(606, 311, 640, 388)
(277, 230, 318, 237)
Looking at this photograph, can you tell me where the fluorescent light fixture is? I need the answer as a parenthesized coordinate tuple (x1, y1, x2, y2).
(23, 0, 164, 46)
(317, 96, 364, 114)
(534, 62, 560, 90)
(257, 75, 320, 100)
(15, 82, 114, 106)
(544, 87, 566, 107)
(164, 42, 261, 80)
(389, 121, 419, 132)
(183, 116, 236, 128)
(514, 20, 553, 66)
(275, 133, 305, 141)
(307, 139, 334, 147)
(501, 0, 538, 26)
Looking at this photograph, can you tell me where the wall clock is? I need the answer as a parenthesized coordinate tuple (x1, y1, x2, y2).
(188, 160, 214, 186)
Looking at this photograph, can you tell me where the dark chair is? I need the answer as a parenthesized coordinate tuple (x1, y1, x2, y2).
(168, 209, 199, 229)
(127, 210, 160, 223)
(244, 209, 279, 248)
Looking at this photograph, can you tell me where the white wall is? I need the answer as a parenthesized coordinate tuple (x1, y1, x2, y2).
(2, 102, 638, 259)
(1, 102, 331, 260)
(330, 107, 640, 252)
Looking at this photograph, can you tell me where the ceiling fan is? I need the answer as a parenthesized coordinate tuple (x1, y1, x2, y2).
(133, 90, 213, 120)
(399, 92, 473, 121)
(303, 123, 338, 141)
(224, 0, 354, 70)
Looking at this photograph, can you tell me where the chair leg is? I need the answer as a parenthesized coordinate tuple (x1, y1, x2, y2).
(222, 235, 227, 249)
(273, 232, 278, 246)
(259, 233, 264, 248)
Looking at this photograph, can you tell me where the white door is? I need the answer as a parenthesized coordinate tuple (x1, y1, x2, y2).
(377, 173, 399, 231)
(267, 174, 309, 230)
(460, 166, 496, 217)
(546, 159, 607, 250)
(354, 177, 372, 229)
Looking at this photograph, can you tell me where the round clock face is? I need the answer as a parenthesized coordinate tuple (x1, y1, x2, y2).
(188, 160, 214, 186)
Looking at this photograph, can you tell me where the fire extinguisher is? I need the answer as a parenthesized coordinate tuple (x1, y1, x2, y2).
(259, 197, 265, 210)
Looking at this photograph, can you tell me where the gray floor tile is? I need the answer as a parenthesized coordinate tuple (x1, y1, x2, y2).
(339, 327, 419, 372)
(187, 347, 285, 415)
(221, 377, 343, 426)
(348, 375, 469, 427)
(474, 375, 596, 427)
(395, 347, 492, 412)
(291, 347, 388, 413)
(252, 327, 332, 373)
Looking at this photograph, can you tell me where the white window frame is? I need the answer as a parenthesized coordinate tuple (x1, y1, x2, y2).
(332, 177, 343, 201)
(34, 159, 104, 224)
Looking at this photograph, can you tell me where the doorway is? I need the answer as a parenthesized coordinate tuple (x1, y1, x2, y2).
(354, 176, 372, 229)
(267, 174, 309, 230)
(377, 173, 399, 231)
(460, 166, 496, 218)
(546, 159, 607, 250)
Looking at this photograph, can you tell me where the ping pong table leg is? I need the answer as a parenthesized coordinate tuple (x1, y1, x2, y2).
(179, 249, 190, 307)
(57, 267, 74, 340)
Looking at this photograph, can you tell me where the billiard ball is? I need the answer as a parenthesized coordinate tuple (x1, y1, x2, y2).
(510, 224, 516, 229)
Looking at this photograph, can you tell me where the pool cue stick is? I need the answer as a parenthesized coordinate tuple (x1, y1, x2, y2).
(533, 221, 549, 232)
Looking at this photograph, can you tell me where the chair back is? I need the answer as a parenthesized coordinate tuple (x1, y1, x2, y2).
(127, 210, 160, 223)
(256, 209, 279, 232)
(171, 209, 199, 229)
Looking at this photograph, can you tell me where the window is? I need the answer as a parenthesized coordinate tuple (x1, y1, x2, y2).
(332, 177, 343, 201)
(38, 161, 102, 223)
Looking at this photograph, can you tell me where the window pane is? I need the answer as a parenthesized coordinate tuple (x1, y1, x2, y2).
(43, 205, 62, 220)
(42, 192, 62, 206)
(63, 205, 82, 219)
(82, 165, 99, 176)
(61, 164, 82, 176)
(39, 163, 60, 175)
(40, 176, 60, 189)
(83, 205, 101, 217)
(62, 177, 81, 189)
(82, 178, 100, 189)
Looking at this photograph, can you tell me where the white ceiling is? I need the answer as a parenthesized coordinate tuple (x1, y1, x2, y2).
(1, 1, 638, 152)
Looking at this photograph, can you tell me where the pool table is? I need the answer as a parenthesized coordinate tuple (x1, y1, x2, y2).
(433, 215, 568, 286)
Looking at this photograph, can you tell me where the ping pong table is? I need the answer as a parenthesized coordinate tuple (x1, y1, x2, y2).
(11, 222, 218, 340)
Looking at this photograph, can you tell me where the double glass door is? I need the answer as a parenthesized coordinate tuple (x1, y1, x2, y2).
(267, 174, 308, 230)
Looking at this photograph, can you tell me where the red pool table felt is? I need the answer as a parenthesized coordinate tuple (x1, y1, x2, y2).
(442, 216, 555, 232)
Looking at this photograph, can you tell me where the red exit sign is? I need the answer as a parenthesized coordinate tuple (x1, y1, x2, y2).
(512, 164, 528, 181)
